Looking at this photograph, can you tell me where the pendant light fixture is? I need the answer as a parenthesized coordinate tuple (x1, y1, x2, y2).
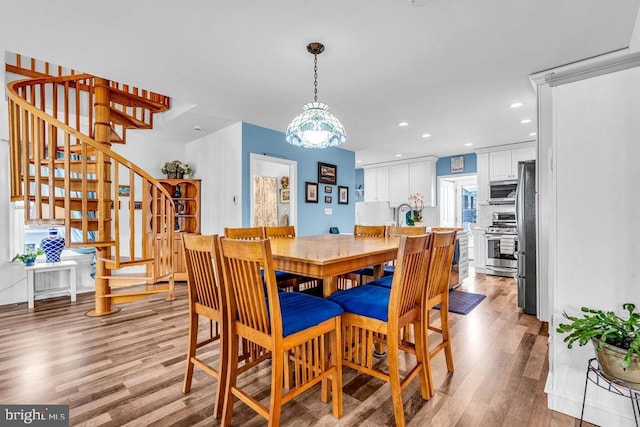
(285, 42, 346, 148)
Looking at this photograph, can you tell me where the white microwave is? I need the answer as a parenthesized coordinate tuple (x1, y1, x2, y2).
(488, 180, 517, 204)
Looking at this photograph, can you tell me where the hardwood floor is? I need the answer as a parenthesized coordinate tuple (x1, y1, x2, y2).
(0, 269, 589, 426)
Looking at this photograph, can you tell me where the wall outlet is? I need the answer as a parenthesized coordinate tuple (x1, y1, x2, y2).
(324, 208, 332, 215)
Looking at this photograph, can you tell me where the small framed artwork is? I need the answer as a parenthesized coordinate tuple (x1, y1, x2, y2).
(318, 162, 337, 185)
(134, 201, 143, 210)
(305, 182, 318, 203)
(118, 185, 130, 197)
(338, 186, 349, 204)
(325, 185, 333, 194)
(451, 156, 464, 173)
(325, 196, 332, 203)
(280, 188, 290, 203)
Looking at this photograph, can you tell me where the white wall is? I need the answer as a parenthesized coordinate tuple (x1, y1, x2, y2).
(629, 6, 640, 52)
(542, 63, 640, 426)
(185, 123, 242, 235)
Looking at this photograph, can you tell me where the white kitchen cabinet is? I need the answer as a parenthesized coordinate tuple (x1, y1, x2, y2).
(409, 160, 436, 207)
(364, 166, 389, 202)
(472, 227, 486, 273)
(388, 164, 409, 206)
(489, 150, 515, 181)
(364, 157, 436, 206)
(476, 153, 489, 205)
(489, 146, 536, 181)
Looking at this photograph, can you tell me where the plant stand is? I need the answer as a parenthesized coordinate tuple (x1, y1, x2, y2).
(581, 358, 640, 426)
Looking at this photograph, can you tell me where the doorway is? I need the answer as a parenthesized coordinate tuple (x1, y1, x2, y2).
(249, 154, 297, 228)
(438, 174, 477, 256)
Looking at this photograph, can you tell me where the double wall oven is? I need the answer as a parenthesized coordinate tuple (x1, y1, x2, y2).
(486, 212, 518, 277)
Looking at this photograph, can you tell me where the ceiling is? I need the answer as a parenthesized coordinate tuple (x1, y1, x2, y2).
(1, 0, 638, 165)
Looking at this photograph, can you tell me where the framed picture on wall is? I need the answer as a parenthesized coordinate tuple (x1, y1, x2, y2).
(338, 186, 349, 204)
(318, 162, 337, 185)
(325, 185, 332, 193)
(305, 182, 318, 203)
(325, 196, 332, 203)
(451, 156, 464, 173)
(280, 189, 290, 203)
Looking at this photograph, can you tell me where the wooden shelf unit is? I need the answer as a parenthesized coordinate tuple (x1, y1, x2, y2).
(147, 179, 201, 281)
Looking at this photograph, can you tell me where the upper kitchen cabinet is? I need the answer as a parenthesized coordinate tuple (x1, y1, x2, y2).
(409, 160, 436, 207)
(488, 143, 536, 181)
(363, 157, 437, 207)
(389, 164, 409, 205)
(364, 166, 390, 202)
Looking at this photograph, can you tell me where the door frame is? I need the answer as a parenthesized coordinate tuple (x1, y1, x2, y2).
(249, 153, 297, 228)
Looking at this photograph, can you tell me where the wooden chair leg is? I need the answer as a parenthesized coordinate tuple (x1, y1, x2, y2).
(268, 350, 285, 427)
(441, 300, 455, 373)
(221, 331, 240, 426)
(182, 311, 198, 393)
(386, 335, 406, 427)
(413, 320, 430, 400)
(214, 321, 229, 419)
(425, 309, 435, 397)
(330, 325, 343, 418)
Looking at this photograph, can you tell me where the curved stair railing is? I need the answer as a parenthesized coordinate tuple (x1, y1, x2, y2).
(7, 71, 175, 316)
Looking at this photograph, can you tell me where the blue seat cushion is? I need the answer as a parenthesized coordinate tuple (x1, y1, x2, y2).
(367, 275, 393, 289)
(354, 265, 395, 277)
(327, 285, 390, 322)
(277, 292, 344, 337)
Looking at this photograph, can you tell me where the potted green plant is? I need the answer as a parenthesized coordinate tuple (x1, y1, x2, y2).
(12, 248, 44, 266)
(557, 303, 640, 389)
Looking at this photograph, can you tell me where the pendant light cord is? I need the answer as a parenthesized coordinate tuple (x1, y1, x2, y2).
(313, 54, 318, 102)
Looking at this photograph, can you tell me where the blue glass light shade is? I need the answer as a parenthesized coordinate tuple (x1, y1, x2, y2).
(285, 102, 346, 148)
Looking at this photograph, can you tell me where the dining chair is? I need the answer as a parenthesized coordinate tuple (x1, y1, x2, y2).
(422, 230, 458, 396)
(219, 237, 344, 425)
(181, 233, 227, 419)
(224, 226, 299, 290)
(263, 225, 322, 295)
(337, 224, 387, 289)
(328, 234, 433, 427)
(367, 230, 457, 397)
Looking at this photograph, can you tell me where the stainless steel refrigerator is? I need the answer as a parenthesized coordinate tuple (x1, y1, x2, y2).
(516, 160, 537, 315)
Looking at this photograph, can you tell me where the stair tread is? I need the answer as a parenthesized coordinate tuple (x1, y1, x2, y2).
(109, 107, 151, 130)
(108, 87, 169, 112)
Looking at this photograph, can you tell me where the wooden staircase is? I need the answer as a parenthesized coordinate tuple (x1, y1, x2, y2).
(6, 54, 176, 316)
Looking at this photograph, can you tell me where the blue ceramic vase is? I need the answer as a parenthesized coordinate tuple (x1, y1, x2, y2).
(40, 228, 65, 263)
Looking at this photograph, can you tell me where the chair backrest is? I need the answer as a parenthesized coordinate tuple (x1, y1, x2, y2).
(219, 237, 282, 344)
(386, 225, 427, 236)
(353, 225, 386, 237)
(387, 234, 433, 325)
(263, 226, 296, 239)
(224, 227, 263, 240)
(183, 233, 224, 317)
(425, 231, 457, 302)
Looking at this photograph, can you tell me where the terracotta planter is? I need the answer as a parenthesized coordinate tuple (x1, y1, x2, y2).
(592, 339, 640, 390)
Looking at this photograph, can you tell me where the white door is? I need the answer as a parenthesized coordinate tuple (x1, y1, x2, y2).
(439, 180, 456, 227)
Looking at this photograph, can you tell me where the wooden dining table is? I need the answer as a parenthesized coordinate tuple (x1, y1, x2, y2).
(269, 234, 400, 297)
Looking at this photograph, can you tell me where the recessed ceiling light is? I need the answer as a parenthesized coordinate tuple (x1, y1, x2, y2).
(398, 121, 409, 127)
(465, 143, 473, 146)
(357, 160, 362, 163)
(421, 133, 431, 138)
(520, 119, 532, 124)
(395, 154, 402, 157)
(193, 125, 203, 131)
(529, 132, 537, 136)
(510, 102, 523, 108)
